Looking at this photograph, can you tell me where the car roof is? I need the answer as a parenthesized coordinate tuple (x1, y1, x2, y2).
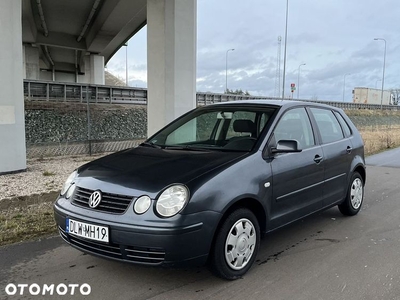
(204, 99, 340, 111)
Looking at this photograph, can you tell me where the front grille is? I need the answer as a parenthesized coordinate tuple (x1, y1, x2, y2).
(72, 187, 133, 214)
(59, 227, 165, 265)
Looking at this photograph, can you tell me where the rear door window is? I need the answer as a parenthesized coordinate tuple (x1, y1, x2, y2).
(310, 108, 344, 144)
(334, 111, 352, 137)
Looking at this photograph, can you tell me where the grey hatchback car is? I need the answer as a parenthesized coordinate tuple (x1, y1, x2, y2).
(54, 100, 365, 280)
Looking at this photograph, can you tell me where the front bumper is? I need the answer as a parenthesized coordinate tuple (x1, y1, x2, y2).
(53, 197, 221, 267)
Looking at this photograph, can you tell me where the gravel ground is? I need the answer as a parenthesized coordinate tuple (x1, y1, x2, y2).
(0, 154, 105, 200)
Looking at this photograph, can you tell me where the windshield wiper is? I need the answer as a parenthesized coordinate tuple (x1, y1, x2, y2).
(164, 145, 210, 151)
(207, 148, 248, 152)
(140, 141, 163, 149)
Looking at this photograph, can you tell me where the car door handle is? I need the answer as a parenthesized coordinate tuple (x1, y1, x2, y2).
(314, 155, 323, 164)
(346, 146, 352, 154)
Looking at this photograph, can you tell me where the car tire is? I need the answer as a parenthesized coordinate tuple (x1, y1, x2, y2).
(338, 172, 364, 216)
(209, 208, 260, 280)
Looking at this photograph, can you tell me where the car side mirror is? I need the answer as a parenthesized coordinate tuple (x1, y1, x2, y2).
(271, 140, 302, 154)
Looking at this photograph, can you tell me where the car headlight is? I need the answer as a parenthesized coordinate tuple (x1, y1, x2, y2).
(156, 185, 189, 217)
(65, 183, 76, 199)
(60, 170, 78, 196)
(133, 195, 151, 214)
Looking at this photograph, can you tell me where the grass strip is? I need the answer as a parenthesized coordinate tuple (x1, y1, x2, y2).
(0, 192, 59, 246)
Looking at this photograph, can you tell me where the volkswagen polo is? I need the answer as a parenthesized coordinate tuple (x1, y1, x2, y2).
(54, 100, 366, 280)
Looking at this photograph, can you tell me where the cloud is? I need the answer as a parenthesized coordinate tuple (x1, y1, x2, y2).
(106, 0, 400, 102)
(128, 79, 147, 89)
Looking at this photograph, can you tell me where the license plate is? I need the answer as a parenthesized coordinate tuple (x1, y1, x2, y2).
(66, 218, 109, 243)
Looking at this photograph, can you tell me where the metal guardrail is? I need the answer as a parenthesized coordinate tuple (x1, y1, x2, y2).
(196, 93, 400, 110)
(294, 99, 400, 111)
(24, 80, 400, 110)
(196, 92, 270, 106)
(24, 80, 147, 105)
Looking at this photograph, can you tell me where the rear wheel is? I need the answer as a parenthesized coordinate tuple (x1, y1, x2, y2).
(210, 208, 260, 280)
(338, 172, 364, 216)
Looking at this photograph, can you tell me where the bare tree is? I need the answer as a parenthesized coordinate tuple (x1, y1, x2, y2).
(225, 89, 251, 95)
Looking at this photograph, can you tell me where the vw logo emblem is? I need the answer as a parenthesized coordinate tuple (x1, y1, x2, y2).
(88, 191, 102, 208)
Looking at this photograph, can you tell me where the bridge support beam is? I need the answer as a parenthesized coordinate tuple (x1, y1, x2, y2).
(0, 0, 26, 173)
(147, 0, 197, 136)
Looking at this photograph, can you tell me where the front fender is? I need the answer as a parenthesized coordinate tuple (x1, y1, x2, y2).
(182, 153, 272, 237)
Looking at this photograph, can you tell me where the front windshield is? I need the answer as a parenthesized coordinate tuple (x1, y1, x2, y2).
(146, 106, 277, 152)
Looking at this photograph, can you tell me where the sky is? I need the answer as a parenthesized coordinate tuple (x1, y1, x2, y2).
(106, 0, 400, 102)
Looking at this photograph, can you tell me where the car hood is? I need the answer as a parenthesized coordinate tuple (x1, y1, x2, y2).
(76, 146, 246, 195)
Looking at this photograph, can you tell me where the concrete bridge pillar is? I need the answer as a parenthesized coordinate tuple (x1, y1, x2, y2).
(80, 54, 105, 84)
(147, 0, 197, 136)
(0, 0, 26, 174)
(23, 44, 40, 80)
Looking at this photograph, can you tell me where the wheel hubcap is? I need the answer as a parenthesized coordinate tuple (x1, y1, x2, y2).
(350, 178, 363, 209)
(225, 218, 256, 270)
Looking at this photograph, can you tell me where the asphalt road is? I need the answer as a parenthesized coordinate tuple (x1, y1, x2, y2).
(1, 149, 400, 300)
(366, 146, 400, 168)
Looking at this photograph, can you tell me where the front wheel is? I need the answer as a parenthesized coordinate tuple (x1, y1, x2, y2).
(209, 208, 260, 280)
(338, 172, 364, 216)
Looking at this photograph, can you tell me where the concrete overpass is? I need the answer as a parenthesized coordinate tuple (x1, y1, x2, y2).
(22, 0, 147, 84)
(0, 0, 197, 173)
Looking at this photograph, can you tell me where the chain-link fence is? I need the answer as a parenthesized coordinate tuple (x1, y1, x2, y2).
(23, 78, 400, 158)
(25, 101, 146, 158)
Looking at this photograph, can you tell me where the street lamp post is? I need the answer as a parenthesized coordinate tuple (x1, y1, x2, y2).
(282, 0, 289, 99)
(374, 38, 387, 109)
(343, 73, 350, 102)
(297, 63, 306, 99)
(125, 42, 128, 86)
(225, 48, 235, 93)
